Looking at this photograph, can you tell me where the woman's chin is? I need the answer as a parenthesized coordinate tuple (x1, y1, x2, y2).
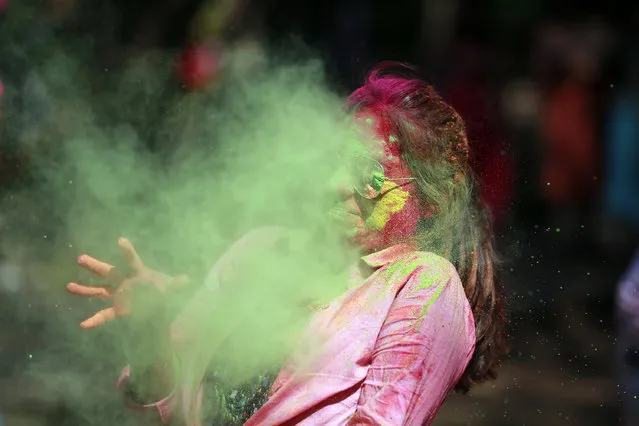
(349, 228, 383, 253)
(329, 210, 382, 252)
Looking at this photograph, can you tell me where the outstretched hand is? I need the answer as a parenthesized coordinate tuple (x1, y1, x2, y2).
(67, 238, 188, 329)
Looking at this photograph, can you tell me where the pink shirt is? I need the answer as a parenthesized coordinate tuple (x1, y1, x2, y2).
(119, 230, 476, 426)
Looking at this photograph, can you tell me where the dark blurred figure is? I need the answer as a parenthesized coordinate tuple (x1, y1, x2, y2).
(616, 248, 639, 426)
(537, 20, 613, 241)
(599, 52, 639, 255)
(539, 43, 599, 234)
(442, 42, 514, 231)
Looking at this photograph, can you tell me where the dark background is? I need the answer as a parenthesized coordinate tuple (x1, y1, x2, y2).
(0, 0, 638, 425)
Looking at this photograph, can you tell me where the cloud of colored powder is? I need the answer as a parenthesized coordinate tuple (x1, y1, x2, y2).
(0, 7, 369, 425)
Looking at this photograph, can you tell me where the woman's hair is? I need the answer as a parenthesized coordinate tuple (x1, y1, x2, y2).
(347, 62, 508, 393)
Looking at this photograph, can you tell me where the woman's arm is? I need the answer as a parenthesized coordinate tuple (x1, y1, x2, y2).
(346, 261, 475, 425)
(118, 226, 288, 424)
(118, 321, 177, 405)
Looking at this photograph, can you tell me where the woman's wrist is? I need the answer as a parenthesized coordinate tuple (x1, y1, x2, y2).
(124, 321, 177, 401)
(127, 354, 176, 403)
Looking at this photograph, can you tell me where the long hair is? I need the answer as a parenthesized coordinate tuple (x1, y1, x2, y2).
(347, 62, 508, 392)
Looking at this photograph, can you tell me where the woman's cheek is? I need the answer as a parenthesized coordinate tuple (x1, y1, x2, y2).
(381, 199, 420, 246)
(363, 182, 409, 230)
(362, 182, 420, 245)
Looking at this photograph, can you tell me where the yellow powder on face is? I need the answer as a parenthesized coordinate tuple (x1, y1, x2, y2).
(365, 181, 410, 230)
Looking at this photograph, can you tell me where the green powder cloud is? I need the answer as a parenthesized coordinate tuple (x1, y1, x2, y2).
(2, 16, 370, 424)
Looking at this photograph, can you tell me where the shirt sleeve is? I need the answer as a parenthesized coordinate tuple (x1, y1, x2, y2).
(346, 261, 475, 426)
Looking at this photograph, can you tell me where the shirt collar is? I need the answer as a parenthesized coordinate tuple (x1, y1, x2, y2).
(361, 244, 415, 268)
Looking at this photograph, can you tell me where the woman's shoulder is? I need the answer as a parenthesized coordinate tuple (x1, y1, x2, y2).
(391, 250, 470, 309)
(389, 251, 475, 342)
(394, 250, 462, 286)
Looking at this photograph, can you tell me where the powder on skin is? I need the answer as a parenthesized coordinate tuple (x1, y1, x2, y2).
(365, 181, 411, 231)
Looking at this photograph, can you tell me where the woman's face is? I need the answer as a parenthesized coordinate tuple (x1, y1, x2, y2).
(338, 114, 421, 251)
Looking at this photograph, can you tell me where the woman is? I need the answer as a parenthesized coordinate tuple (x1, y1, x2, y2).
(67, 64, 507, 425)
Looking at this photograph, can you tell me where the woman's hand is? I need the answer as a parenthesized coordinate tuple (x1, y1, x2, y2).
(67, 237, 188, 329)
